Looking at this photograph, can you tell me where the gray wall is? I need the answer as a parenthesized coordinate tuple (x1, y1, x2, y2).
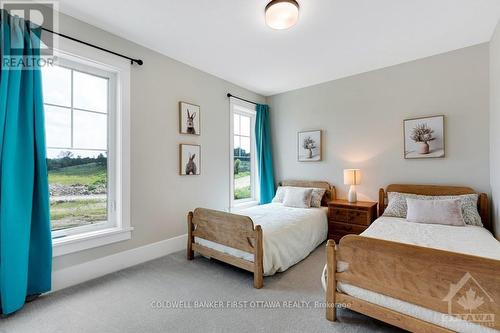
(268, 44, 490, 207)
(53, 13, 264, 271)
(490, 21, 500, 239)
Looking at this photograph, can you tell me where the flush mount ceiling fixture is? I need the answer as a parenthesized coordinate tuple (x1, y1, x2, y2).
(265, 0, 300, 30)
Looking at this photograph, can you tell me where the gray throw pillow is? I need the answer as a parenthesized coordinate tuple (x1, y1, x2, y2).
(310, 188, 326, 208)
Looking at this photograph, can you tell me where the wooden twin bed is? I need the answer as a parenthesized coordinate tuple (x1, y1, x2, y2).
(186, 181, 499, 331)
(325, 184, 500, 332)
(187, 180, 335, 289)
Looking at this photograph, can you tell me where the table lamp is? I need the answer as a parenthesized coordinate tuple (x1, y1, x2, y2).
(344, 169, 361, 203)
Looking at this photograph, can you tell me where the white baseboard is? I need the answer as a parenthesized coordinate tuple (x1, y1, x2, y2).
(52, 234, 187, 291)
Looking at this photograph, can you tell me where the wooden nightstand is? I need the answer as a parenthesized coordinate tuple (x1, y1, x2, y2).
(328, 199, 377, 242)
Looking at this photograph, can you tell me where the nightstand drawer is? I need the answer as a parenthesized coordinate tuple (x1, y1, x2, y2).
(329, 207, 349, 222)
(329, 221, 367, 235)
(348, 210, 369, 226)
(330, 208, 369, 225)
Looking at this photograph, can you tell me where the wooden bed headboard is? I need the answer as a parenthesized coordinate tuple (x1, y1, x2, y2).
(378, 184, 491, 232)
(280, 180, 336, 206)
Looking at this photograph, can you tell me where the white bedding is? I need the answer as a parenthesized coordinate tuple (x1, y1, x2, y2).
(332, 217, 500, 333)
(196, 203, 328, 276)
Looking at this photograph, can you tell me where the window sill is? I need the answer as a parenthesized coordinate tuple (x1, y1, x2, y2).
(52, 226, 133, 257)
(230, 200, 259, 213)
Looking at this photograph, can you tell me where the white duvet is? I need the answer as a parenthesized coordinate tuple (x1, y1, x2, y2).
(330, 217, 500, 333)
(195, 203, 328, 275)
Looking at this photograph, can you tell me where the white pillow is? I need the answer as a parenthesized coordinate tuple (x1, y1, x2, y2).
(406, 198, 466, 226)
(272, 186, 286, 203)
(283, 187, 313, 208)
(272, 186, 326, 207)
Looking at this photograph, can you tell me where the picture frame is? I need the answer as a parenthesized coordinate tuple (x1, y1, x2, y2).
(403, 115, 445, 159)
(297, 130, 322, 162)
(179, 144, 201, 175)
(179, 101, 200, 135)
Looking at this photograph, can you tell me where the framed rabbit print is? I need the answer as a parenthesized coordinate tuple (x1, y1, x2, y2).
(179, 102, 200, 135)
(180, 144, 201, 175)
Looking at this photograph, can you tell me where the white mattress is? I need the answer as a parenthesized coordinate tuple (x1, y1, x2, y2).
(336, 217, 500, 333)
(196, 203, 328, 275)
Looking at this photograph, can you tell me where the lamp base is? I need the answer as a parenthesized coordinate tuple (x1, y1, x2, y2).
(348, 185, 357, 203)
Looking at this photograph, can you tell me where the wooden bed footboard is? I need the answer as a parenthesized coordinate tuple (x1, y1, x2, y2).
(187, 208, 264, 288)
(326, 236, 500, 332)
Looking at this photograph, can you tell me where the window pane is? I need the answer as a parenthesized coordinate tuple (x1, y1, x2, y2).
(45, 105, 71, 148)
(233, 114, 240, 135)
(73, 71, 108, 112)
(240, 115, 251, 136)
(42, 65, 71, 107)
(43, 61, 112, 235)
(233, 135, 251, 201)
(240, 136, 251, 154)
(233, 135, 240, 154)
(48, 149, 107, 231)
(233, 157, 251, 200)
(73, 111, 107, 150)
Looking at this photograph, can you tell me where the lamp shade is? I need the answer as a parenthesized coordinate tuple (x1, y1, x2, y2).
(344, 169, 361, 185)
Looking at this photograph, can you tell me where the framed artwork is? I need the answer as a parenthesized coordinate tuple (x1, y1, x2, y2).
(404, 115, 445, 159)
(298, 130, 322, 162)
(179, 101, 200, 135)
(179, 144, 201, 175)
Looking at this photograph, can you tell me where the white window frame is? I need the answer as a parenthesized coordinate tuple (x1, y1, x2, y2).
(229, 99, 259, 210)
(50, 37, 132, 257)
(48, 59, 116, 239)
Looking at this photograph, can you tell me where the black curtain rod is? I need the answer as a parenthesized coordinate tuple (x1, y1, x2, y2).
(41, 27, 143, 66)
(226, 93, 258, 106)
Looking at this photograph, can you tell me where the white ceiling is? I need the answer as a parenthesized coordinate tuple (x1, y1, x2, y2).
(56, 0, 500, 96)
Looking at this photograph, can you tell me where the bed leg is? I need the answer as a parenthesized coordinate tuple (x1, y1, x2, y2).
(253, 225, 264, 289)
(326, 239, 336, 321)
(187, 211, 194, 260)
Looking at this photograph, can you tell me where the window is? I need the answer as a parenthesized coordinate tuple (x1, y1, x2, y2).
(43, 61, 113, 237)
(230, 101, 258, 207)
(44, 40, 131, 256)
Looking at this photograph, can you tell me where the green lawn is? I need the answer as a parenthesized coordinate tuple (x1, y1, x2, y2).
(49, 162, 108, 230)
(49, 163, 106, 186)
(50, 198, 107, 230)
(234, 185, 251, 200)
(234, 171, 250, 179)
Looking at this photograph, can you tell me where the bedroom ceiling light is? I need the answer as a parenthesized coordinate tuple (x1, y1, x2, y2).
(265, 0, 299, 30)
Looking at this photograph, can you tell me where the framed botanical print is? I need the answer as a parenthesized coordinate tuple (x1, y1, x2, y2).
(298, 130, 322, 162)
(404, 115, 445, 159)
(179, 102, 200, 135)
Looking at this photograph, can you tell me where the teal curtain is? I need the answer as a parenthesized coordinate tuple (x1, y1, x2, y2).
(255, 104, 275, 204)
(0, 11, 52, 315)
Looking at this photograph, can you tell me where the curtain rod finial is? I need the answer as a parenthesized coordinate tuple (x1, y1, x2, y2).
(226, 93, 258, 106)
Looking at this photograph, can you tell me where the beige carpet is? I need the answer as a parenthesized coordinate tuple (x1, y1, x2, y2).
(1, 243, 404, 333)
